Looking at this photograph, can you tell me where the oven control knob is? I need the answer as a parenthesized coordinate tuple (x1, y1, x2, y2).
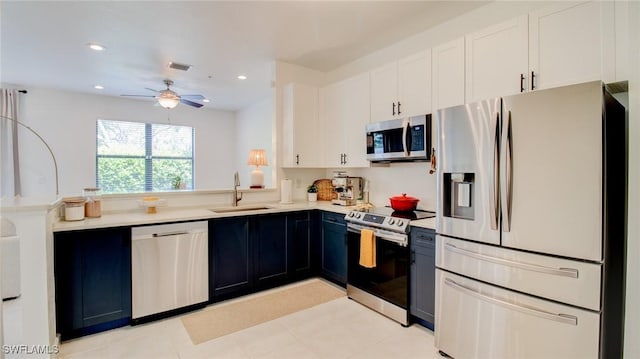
(356, 213, 362, 219)
(388, 218, 395, 225)
(348, 212, 355, 217)
(396, 220, 404, 227)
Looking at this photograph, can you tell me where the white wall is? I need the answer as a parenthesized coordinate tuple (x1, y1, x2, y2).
(235, 96, 274, 188)
(624, 1, 640, 357)
(7, 86, 236, 197)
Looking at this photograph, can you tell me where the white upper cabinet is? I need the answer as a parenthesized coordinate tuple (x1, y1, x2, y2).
(321, 72, 371, 168)
(319, 80, 344, 168)
(528, 1, 615, 90)
(398, 50, 432, 118)
(370, 50, 432, 123)
(370, 62, 398, 123)
(282, 83, 322, 168)
(432, 37, 465, 110)
(465, 15, 529, 103)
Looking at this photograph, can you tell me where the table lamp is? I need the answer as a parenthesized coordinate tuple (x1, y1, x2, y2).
(247, 149, 268, 188)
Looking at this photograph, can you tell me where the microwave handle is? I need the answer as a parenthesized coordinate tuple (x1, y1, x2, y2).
(402, 118, 411, 156)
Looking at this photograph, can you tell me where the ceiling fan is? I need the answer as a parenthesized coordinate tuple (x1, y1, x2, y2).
(121, 79, 205, 109)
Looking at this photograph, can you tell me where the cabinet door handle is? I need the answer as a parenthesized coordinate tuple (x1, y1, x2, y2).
(296, 154, 299, 165)
(397, 101, 401, 115)
(392, 102, 396, 116)
(520, 74, 525, 92)
(411, 249, 416, 264)
(343, 153, 347, 165)
(531, 71, 536, 91)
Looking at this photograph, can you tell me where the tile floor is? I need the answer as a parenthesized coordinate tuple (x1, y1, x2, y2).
(4, 279, 439, 358)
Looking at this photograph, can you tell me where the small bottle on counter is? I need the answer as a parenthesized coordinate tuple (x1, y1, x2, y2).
(83, 187, 102, 218)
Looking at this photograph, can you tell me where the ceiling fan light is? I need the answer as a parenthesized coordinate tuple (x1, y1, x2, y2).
(157, 96, 179, 109)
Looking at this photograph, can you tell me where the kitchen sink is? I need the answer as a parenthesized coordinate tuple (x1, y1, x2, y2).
(209, 206, 272, 213)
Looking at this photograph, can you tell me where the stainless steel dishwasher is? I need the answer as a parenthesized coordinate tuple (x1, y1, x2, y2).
(131, 221, 208, 322)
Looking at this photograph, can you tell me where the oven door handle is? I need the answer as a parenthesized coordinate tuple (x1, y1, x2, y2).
(347, 223, 408, 247)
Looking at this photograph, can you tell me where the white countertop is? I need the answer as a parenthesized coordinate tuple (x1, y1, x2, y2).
(53, 201, 354, 232)
(410, 217, 436, 230)
(53, 200, 436, 232)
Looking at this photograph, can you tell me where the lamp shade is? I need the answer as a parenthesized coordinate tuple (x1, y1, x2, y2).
(247, 149, 268, 167)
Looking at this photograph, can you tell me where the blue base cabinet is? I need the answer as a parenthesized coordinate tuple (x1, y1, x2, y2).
(254, 213, 288, 288)
(209, 217, 251, 299)
(320, 211, 347, 286)
(54, 227, 132, 340)
(409, 227, 436, 329)
(287, 211, 314, 280)
(210, 211, 316, 301)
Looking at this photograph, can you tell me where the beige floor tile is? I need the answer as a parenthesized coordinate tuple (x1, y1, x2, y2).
(229, 320, 300, 358)
(107, 328, 179, 359)
(58, 332, 110, 357)
(178, 334, 249, 359)
(253, 341, 320, 359)
(61, 346, 110, 359)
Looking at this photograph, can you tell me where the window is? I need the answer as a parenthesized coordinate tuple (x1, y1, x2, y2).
(96, 119, 194, 193)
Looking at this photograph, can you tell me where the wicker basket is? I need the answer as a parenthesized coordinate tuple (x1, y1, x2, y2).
(313, 179, 336, 201)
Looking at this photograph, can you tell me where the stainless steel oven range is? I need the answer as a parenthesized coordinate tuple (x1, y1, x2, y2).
(344, 207, 435, 325)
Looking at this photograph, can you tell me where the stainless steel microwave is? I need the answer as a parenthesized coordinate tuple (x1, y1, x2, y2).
(366, 115, 432, 162)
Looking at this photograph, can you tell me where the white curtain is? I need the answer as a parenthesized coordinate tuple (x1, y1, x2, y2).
(0, 89, 21, 197)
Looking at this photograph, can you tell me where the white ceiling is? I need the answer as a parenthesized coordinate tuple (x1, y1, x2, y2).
(1, 1, 486, 111)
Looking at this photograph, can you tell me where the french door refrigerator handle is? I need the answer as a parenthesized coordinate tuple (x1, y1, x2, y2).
(502, 110, 513, 232)
(491, 112, 500, 231)
(444, 278, 578, 326)
(444, 243, 579, 278)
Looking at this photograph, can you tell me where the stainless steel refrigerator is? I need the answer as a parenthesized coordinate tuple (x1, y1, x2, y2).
(435, 81, 627, 358)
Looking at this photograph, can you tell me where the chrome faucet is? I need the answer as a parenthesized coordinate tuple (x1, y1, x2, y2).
(233, 171, 242, 206)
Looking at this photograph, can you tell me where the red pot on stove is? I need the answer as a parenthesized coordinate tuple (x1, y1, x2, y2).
(389, 193, 420, 211)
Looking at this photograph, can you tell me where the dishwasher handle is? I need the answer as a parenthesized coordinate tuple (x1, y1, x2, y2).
(152, 231, 189, 238)
(131, 221, 208, 241)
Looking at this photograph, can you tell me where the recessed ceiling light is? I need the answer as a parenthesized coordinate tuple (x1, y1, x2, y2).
(203, 99, 210, 103)
(87, 43, 106, 51)
(94, 85, 104, 90)
(237, 75, 247, 80)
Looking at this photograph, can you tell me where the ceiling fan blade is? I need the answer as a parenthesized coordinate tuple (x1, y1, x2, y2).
(180, 94, 205, 100)
(180, 98, 203, 108)
(121, 94, 156, 98)
(144, 87, 161, 93)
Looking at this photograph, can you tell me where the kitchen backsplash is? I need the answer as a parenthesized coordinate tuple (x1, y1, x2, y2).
(337, 163, 437, 211)
(282, 164, 436, 210)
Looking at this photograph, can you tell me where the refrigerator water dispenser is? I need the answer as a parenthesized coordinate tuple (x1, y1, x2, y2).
(443, 173, 474, 220)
